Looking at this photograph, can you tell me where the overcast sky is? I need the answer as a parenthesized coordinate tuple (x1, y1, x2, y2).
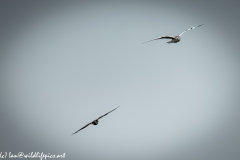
(1, 0, 240, 160)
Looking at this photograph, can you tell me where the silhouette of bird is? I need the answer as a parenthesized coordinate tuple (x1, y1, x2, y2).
(143, 24, 203, 44)
(71, 106, 119, 135)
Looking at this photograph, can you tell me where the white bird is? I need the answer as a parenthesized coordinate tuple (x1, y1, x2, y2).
(71, 106, 119, 135)
(143, 24, 203, 44)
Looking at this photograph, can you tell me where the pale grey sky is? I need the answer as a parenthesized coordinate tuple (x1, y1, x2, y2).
(1, 1, 240, 160)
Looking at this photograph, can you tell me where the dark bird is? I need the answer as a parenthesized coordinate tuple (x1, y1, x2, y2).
(71, 106, 119, 135)
(143, 24, 203, 44)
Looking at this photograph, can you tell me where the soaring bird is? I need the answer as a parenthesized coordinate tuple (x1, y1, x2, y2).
(143, 24, 203, 44)
(71, 106, 119, 135)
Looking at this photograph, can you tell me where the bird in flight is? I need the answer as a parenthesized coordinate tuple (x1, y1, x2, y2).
(71, 106, 119, 135)
(143, 24, 203, 44)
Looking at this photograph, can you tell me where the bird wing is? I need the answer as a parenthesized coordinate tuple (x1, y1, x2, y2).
(97, 106, 119, 120)
(142, 36, 174, 44)
(178, 24, 203, 36)
(71, 122, 92, 135)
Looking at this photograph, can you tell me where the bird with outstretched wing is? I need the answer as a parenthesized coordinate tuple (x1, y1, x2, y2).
(143, 24, 203, 44)
(71, 106, 119, 135)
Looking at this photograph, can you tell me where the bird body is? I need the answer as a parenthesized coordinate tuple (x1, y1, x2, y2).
(92, 120, 98, 125)
(167, 36, 181, 44)
(72, 106, 119, 135)
(143, 24, 203, 44)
